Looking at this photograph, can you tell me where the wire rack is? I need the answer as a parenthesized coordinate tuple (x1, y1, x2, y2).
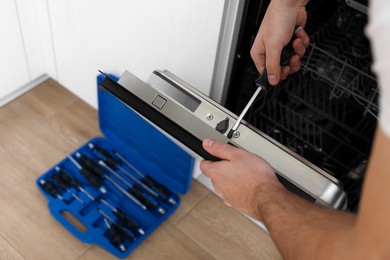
(301, 43, 379, 118)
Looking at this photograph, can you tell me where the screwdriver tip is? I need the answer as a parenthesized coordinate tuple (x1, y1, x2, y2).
(227, 129, 234, 139)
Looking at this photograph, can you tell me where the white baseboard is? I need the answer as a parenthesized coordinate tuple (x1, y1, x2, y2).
(0, 74, 50, 107)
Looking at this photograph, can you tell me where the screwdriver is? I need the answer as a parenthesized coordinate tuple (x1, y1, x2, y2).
(88, 143, 116, 168)
(100, 210, 135, 242)
(114, 151, 176, 204)
(67, 154, 107, 194)
(99, 160, 166, 215)
(89, 143, 161, 200)
(101, 215, 127, 252)
(55, 167, 96, 201)
(50, 174, 85, 204)
(100, 199, 145, 236)
(75, 153, 147, 210)
(57, 166, 145, 235)
(39, 179, 65, 202)
(227, 33, 297, 139)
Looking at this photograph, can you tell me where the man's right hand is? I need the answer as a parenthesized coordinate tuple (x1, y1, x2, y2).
(250, 0, 310, 86)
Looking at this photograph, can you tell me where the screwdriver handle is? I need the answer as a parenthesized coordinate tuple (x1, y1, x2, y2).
(129, 185, 157, 211)
(142, 176, 172, 199)
(77, 154, 105, 177)
(114, 209, 139, 233)
(57, 169, 79, 188)
(51, 174, 68, 190)
(81, 168, 102, 188)
(255, 32, 297, 91)
(90, 143, 117, 168)
(40, 180, 62, 200)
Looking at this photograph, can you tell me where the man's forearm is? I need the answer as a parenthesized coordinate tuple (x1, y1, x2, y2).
(257, 184, 356, 259)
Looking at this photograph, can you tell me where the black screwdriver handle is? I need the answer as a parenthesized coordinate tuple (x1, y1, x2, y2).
(41, 181, 61, 198)
(112, 223, 135, 241)
(78, 154, 105, 177)
(58, 170, 80, 188)
(114, 209, 139, 233)
(81, 168, 102, 188)
(142, 176, 172, 199)
(255, 33, 297, 91)
(129, 185, 157, 210)
(51, 174, 68, 190)
(93, 144, 117, 168)
(106, 226, 125, 248)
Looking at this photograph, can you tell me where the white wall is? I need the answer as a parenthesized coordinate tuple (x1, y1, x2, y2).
(46, 0, 225, 108)
(0, 0, 33, 100)
(0, 0, 56, 106)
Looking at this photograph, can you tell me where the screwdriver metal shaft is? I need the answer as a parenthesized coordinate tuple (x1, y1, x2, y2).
(99, 160, 165, 215)
(227, 86, 262, 139)
(114, 151, 175, 204)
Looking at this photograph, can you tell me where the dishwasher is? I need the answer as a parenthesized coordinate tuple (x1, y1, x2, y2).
(100, 0, 375, 212)
(223, 0, 376, 212)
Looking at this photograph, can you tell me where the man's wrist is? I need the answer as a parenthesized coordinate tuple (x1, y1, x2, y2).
(252, 182, 287, 221)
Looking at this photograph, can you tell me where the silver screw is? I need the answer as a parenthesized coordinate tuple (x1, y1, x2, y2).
(233, 131, 240, 138)
(206, 113, 214, 120)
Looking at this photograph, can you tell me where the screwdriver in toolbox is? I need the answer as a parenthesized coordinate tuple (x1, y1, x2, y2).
(227, 33, 297, 139)
(89, 143, 161, 201)
(98, 160, 166, 215)
(114, 151, 176, 204)
(99, 210, 135, 243)
(100, 199, 145, 236)
(50, 173, 85, 204)
(56, 166, 146, 235)
(39, 179, 65, 202)
(75, 152, 148, 211)
(55, 167, 97, 201)
(101, 214, 128, 252)
(67, 154, 108, 194)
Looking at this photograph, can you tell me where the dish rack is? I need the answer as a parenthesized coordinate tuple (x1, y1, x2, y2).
(240, 2, 377, 211)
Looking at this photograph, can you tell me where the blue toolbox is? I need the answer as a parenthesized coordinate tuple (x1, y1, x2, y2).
(36, 73, 195, 258)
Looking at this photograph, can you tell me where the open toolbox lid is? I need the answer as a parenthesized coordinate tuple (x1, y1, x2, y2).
(97, 74, 194, 195)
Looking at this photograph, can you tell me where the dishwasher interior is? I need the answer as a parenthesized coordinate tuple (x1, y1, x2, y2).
(225, 0, 376, 212)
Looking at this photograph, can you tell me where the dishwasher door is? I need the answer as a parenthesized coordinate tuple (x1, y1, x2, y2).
(100, 69, 347, 210)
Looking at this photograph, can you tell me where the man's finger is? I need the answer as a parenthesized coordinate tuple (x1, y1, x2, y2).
(265, 46, 282, 85)
(250, 47, 266, 76)
(296, 28, 310, 48)
(202, 139, 241, 161)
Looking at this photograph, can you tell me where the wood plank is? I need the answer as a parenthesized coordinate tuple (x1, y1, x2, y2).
(0, 95, 92, 258)
(176, 193, 282, 260)
(167, 180, 210, 226)
(80, 222, 215, 260)
(0, 235, 24, 260)
(43, 98, 101, 147)
(0, 159, 90, 259)
(1, 79, 77, 122)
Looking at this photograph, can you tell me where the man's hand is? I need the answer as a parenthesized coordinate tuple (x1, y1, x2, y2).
(250, 0, 310, 85)
(200, 139, 283, 220)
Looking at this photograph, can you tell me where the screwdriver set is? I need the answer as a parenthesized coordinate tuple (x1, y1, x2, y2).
(36, 74, 195, 258)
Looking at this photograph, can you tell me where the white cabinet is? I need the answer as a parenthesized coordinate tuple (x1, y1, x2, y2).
(47, 0, 225, 108)
(0, 0, 30, 102)
(0, 0, 53, 107)
(2, 0, 225, 108)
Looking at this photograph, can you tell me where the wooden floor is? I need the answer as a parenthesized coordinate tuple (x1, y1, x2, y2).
(0, 79, 281, 259)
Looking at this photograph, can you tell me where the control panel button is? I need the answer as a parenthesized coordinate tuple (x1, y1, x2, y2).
(152, 95, 167, 110)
